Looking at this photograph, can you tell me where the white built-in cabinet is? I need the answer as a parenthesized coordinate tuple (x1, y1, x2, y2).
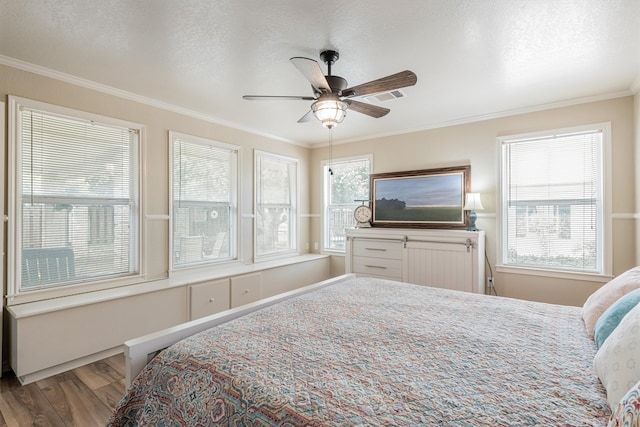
(345, 228, 485, 294)
(188, 273, 265, 320)
(9, 255, 329, 384)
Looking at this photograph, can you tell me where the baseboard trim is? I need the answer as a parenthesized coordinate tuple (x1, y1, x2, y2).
(15, 346, 123, 385)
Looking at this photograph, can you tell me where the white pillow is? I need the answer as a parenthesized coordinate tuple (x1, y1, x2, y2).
(594, 302, 640, 408)
(582, 266, 640, 338)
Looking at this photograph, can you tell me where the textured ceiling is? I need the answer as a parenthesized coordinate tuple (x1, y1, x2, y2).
(1, 0, 639, 146)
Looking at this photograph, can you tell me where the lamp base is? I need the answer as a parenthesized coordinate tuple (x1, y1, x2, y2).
(467, 210, 479, 231)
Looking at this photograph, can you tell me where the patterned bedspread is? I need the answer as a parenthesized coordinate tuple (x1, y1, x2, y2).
(109, 277, 610, 426)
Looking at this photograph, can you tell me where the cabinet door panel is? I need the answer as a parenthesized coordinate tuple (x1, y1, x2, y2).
(404, 241, 472, 292)
(231, 273, 262, 308)
(190, 279, 230, 320)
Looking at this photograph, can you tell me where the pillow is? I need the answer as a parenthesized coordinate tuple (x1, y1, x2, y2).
(594, 302, 640, 408)
(582, 266, 640, 338)
(594, 288, 640, 348)
(608, 379, 640, 427)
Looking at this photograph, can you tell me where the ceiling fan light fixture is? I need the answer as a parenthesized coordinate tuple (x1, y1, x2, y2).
(243, 50, 417, 128)
(311, 98, 348, 129)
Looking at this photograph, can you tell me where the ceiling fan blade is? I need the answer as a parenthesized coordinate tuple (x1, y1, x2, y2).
(290, 57, 331, 93)
(297, 110, 315, 123)
(342, 70, 417, 98)
(243, 95, 316, 100)
(346, 100, 390, 118)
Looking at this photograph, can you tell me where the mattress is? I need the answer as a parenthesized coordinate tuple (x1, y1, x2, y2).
(109, 277, 610, 426)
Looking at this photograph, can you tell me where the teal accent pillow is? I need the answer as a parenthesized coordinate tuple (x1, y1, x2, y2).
(594, 288, 640, 348)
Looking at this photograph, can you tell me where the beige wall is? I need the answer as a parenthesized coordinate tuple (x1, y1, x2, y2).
(311, 96, 637, 306)
(635, 93, 640, 265)
(0, 64, 313, 284)
(1, 63, 637, 307)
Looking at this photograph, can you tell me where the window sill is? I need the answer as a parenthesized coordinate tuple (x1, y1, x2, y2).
(254, 250, 301, 263)
(322, 249, 346, 256)
(495, 264, 613, 283)
(8, 253, 329, 319)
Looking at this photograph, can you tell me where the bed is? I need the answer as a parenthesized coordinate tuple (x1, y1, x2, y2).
(109, 274, 610, 426)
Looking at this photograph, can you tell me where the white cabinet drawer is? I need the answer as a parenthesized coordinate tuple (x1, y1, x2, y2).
(231, 273, 262, 308)
(353, 255, 402, 280)
(189, 279, 230, 321)
(352, 239, 402, 259)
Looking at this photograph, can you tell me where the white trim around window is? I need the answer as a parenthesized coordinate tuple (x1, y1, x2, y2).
(168, 131, 240, 273)
(321, 154, 373, 254)
(496, 122, 612, 281)
(254, 150, 299, 261)
(7, 96, 145, 305)
(0, 101, 5, 304)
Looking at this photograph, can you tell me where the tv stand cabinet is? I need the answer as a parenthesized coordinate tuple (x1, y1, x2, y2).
(345, 228, 485, 294)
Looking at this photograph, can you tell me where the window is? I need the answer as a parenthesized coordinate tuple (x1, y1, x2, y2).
(255, 151, 297, 258)
(170, 132, 238, 269)
(9, 97, 141, 297)
(498, 124, 610, 275)
(322, 156, 372, 251)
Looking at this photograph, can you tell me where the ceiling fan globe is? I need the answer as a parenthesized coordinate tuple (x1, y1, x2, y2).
(311, 95, 348, 129)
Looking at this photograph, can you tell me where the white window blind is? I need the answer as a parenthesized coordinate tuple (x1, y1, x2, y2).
(172, 134, 237, 268)
(255, 152, 297, 257)
(501, 128, 603, 273)
(17, 107, 139, 291)
(323, 157, 371, 251)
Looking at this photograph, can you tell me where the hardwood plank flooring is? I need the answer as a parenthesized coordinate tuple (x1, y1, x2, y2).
(0, 354, 125, 426)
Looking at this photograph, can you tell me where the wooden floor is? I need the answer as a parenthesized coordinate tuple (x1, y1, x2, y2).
(0, 354, 125, 426)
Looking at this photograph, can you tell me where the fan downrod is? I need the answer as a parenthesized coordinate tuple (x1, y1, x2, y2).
(319, 50, 347, 92)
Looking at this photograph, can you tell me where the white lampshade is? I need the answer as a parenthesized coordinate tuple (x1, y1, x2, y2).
(312, 96, 348, 129)
(463, 193, 484, 211)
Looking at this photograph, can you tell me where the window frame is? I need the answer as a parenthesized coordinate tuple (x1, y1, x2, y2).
(7, 96, 144, 305)
(168, 131, 240, 272)
(254, 150, 299, 261)
(321, 154, 373, 253)
(496, 122, 612, 281)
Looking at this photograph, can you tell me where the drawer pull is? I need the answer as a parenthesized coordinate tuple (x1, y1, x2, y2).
(365, 247, 387, 251)
(365, 265, 387, 269)
(209, 297, 215, 303)
(244, 289, 250, 294)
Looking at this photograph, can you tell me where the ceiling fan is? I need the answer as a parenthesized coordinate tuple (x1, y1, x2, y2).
(243, 50, 417, 129)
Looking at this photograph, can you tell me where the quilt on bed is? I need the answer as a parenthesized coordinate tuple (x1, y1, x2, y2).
(109, 277, 610, 426)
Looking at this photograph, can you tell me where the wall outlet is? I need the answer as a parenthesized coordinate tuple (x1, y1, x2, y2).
(305, 242, 309, 250)
(314, 242, 319, 250)
(487, 277, 494, 288)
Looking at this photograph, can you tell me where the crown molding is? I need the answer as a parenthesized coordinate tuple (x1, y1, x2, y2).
(2, 54, 634, 151)
(311, 89, 634, 148)
(0, 55, 310, 148)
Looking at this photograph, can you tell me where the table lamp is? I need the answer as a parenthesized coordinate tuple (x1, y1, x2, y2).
(463, 193, 484, 231)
